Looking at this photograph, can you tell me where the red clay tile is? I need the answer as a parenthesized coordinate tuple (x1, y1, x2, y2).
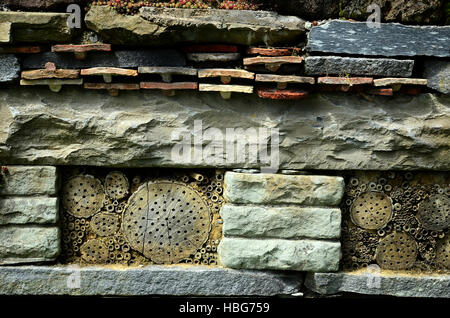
(0, 46, 42, 54)
(367, 88, 394, 96)
(246, 47, 301, 57)
(318, 77, 374, 85)
(257, 88, 309, 100)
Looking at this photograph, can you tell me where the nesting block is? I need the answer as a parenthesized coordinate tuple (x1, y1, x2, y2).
(0, 22, 11, 43)
(0, 54, 20, 82)
(0, 166, 59, 196)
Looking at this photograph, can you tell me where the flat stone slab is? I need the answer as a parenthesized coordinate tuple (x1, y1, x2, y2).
(307, 20, 450, 58)
(0, 266, 302, 296)
(0, 54, 20, 82)
(305, 271, 450, 298)
(305, 56, 414, 77)
(52, 44, 112, 53)
(224, 172, 345, 206)
(256, 74, 315, 84)
(218, 237, 341, 272)
(81, 67, 138, 77)
(0, 226, 60, 265)
(424, 59, 450, 94)
(0, 11, 76, 43)
(84, 83, 140, 91)
(247, 47, 301, 56)
(139, 67, 197, 77)
(140, 82, 198, 91)
(199, 84, 253, 94)
(198, 69, 255, 80)
(187, 53, 241, 63)
(256, 88, 309, 100)
(20, 79, 83, 92)
(221, 205, 341, 239)
(21, 69, 80, 80)
(0, 22, 11, 43)
(374, 78, 428, 87)
(244, 56, 303, 72)
(23, 50, 186, 69)
(318, 77, 374, 85)
(0, 166, 58, 196)
(86, 6, 305, 46)
(0, 197, 59, 225)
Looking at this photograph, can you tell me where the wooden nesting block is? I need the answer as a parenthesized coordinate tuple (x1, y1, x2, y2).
(256, 74, 315, 89)
(187, 53, 241, 63)
(243, 56, 303, 72)
(20, 78, 83, 92)
(198, 69, 255, 84)
(138, 67, 197, 83)
(374, 78, 428, 90)
(318, 77, 374, 85)
(51, 44, 112, 60)
(84, 83, 139, 96)
(81, 67, 138, 83)
(246, 47, 301, 57)
(140, 81, 198, 96)
(182, 44, 239, 53)
(0, 46, 42, 54)
(199, 83, 253, 99)
(257, 87, 309, 100)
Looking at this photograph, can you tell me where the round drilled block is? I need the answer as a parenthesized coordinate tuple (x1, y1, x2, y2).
(105, 171, 129, 200)
(80, 239, 109, 263)
(91, 212, 120, 236)
(376, 232, 418, 270)
(435, 236, 450, 269)
(350, 191, 393, 230)
(122, 181, 211, 264)
(62, 175, 105, 218)
(416, 194, 450, 231)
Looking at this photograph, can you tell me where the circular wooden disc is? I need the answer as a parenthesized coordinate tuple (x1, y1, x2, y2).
(105, 171, 129, 200)
(122, 181, 211, 264)
(435, 236, 450, 269)
(350, 191, 393, 230)
(416, 194, 450, 231)
(376, 232, 418, 270)
(91, 212, 120, 237)
(62, 175, 105, 218)
(80, 239, 109, 263)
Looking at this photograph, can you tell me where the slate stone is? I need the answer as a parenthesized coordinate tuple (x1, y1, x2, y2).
(0, 166, 59, 196)
(218, 237, 341, 272)
(0, 226, 60, 265)
(0, 54, 19, 82)
(305, 56, 414, 77)
(305, 272, 450, 298)
(424, 59, 450, 94)
(23, 50, 186, 69)
(0, 265, 302, 296)
(307, 20, 450, 58)
(0, 197, 59, 225)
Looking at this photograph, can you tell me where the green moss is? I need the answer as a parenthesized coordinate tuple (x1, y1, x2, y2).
(339, 0, 345, 18)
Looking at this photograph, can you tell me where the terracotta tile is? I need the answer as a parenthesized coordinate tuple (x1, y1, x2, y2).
(255, 74, 315, 84)
(140, 82, 198, 90)
(83, 83, 140, 90)
(246, 47, 301, 57)
(52, 44, 112, 53)
(81, 67, 138, 77)
(244, 56, 303, 72)
(198, 69, 255, 81)
(21, 68, 80, 80)
(318, 77, 374, 85)
(257, 87, 309, 100)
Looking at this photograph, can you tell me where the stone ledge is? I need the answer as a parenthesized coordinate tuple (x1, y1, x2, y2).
(305, 271, 450, 298)
(0, 265, 302, 296)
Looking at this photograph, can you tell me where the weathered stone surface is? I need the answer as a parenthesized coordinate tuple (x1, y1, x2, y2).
(224, 173, 344, 206)
(0, 226, 60, 265)
(21, 69, 80, 80)
(0, 89, 449, 171)
(307, 20, 450, 58)
(0, 22, 11, 43)
(1, 0, 88, 11)
(140, 82, 198, 91)
(257, 88, 309, 100)
(85, 6, 305, 46)
(305, 272, 450, 298)
(0, 54, 19, 83)
(318, 77, 373, 86)
(0, 197, 59, 225)
(0, 166, 58, 196)
(373, 78, 428, 87)
(424, 59, 450, 94)
(218, 237, 341, 272)
(0, 11, 76, 43)
(0, 265, 302, 296)
(305, 56, 414, 77)
(198, 69, 255, 80)
(221, 204, 341, 239)
(23, 50, 186, 69)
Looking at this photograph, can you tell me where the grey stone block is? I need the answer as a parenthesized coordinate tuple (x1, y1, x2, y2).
(223, 172, 344, 206)
(307, 20, 450, 57)
(0, 197, 59, 225)
(0, 266, 302, 296)
(23, 50, 186, 69)
(221, 204, 341, 239)
(0, 54, 19, 82)
(305, 56, 414, 77)
(424, 59, 450, 94)
(218, 237, 341, 272)
(305, 272, 450, 298)
(0, 166, 59, 196)
(0, 226, 60, 265)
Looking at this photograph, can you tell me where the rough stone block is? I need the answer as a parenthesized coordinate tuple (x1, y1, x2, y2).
(224, 172, 344, 206)
(0, 197, 59, 225)
(0, 166, 59, 196)
(305, 272, 450, 298)
(0, 54, 20, 82)
(307, 20, 450, 58)
(221, 204, 341, 239)
(85, 6, 305, 46)
(0, 22, 11, 43)
(0, 11, 76, 43)
(424, 59, 450, 94)
(0, 266, 302, 296)
(218, 237, 341, 272)
(305, 56, 414, 77)
(0, 226, 60, 265)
